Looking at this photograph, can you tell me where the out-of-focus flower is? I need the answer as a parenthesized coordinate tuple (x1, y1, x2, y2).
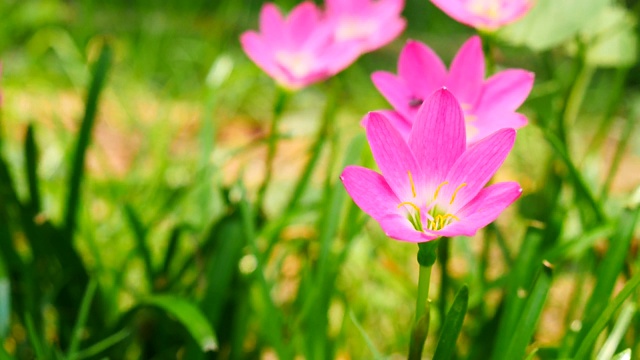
(325, 0, 406, 52)
(341, 89, 521, 243)
(240, 2, 362, 90)
(371, 36, 534, 142)
(430, 0, 533, 31)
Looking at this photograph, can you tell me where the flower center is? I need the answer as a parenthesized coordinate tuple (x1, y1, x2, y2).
(335, 17, 377, 41)
(468, 0, 502, 20)
(397, 172, 467, 232)
(275, 51, 313, 78)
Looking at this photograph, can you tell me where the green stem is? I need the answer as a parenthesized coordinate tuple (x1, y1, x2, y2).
(600, 113, 634, 202)
(409, 264, 432, 360)
(409, 241, 439, 360)
(256, 87, 289, 215)
(479, 31, 496, 76)
(438, 238, 449, 326)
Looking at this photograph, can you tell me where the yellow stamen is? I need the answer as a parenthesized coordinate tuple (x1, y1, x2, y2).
(450, 183, 467, 204)
(433, 181, 449, 201)
(397, 201, 420, 213)
(408, 171, 416, 198)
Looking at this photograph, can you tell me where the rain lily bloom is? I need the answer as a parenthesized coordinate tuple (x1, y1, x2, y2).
(240, 2, 362, 90)
(430, 0, 533, 31)
(341, 89, 521, 243)
(371, 36, 534, 142)
(325, 0, 406, 53)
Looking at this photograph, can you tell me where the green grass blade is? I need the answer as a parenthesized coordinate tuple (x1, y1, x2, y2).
(433, 285, 469, 360)
(596, 302, 636, 360)
(574, 271, 640, 359)
(612, 349, 632, 360)
(63, 43, 112, 237)
(349, 310, 385, 360)
(67, 279, 98, 360)
(75, 329, 130, 360)
(491, 227, 544, 360)
(141, 295, 218, 352)
(24, 124, 41, 211)
(542, 129, 605, 223)
(572, 206, 640, 355)
(25, 313, 46, 359)
(0, 256, 8, 338)
(123, 204, 155, 288)
(503, 264, 553, 359)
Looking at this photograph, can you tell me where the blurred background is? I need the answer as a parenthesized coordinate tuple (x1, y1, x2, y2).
(1, 0, 640, 359)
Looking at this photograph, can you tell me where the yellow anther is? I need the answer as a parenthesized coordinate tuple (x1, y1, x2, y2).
(398, 201, 420, 213)
(407, 171, 416, 198)
(450, 183, 467, 204)
(429, 213, 460, 231)
(433, 181, 449, 201)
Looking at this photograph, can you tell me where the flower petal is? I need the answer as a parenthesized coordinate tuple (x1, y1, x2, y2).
(287, 2, 322, 46)
(441, 181, 522, 236)
(240, 32, 285, 83)
(340, 166, 400, 220)
(371, 71, 414, 119)
(430, 0, 476, 27)
(259, 3, 286, 45)
(365, 111, 423, 200)
(475, 70, 534, 114)
(470, 112, 528, 143)
(408, 88, 466, 185)
(398, 40, 447, 100)
(378, 214, 438, 243)
(444, 128, 516, 208)
(361, 110, 411, 141)
(446, 36, 484, 105)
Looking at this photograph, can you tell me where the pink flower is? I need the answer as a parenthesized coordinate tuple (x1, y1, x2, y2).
(240, 2, 362, 90)
(341, 89, 521, 243)
(431, 0, 533, 31)
(325, 0, 406, 53)
(371, 36, 534, 142)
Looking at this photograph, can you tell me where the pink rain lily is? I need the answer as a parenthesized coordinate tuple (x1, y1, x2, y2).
(371, 36, 534, 142)
(325, 0, 406, 53)
(431, 0, 533, 31)
(341, 89, 521, 243)
(240, 2, 362, 90)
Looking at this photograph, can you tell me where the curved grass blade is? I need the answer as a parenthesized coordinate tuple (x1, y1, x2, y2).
(574, 271, 640, 359)
(141, 295, 218, 352)
(67, 279, 98, 360)
(349, 310, 385, 360)
(596, 302, 635, 360)
(24, 124, 41, 211)
(571, 206, 640, 356)
(74, 329, 130, 360)
(433, 285, 469, 360)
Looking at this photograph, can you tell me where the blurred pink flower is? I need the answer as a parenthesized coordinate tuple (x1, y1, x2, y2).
(371, 36, 534, 142)
(240, 2, 362, 90)
(431, 0, 533, 31)
(325, 0, 406, 52)
(341, 89, 521, 243)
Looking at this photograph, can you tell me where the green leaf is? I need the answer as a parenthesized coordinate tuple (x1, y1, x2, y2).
(503, 264, 553, 359)
(497, 0, 609, 51)
(140, 295, 218, 352)
(64, 43, 111, 237)
(582, 6, 638, 67)
(433, 285, 469, 360)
